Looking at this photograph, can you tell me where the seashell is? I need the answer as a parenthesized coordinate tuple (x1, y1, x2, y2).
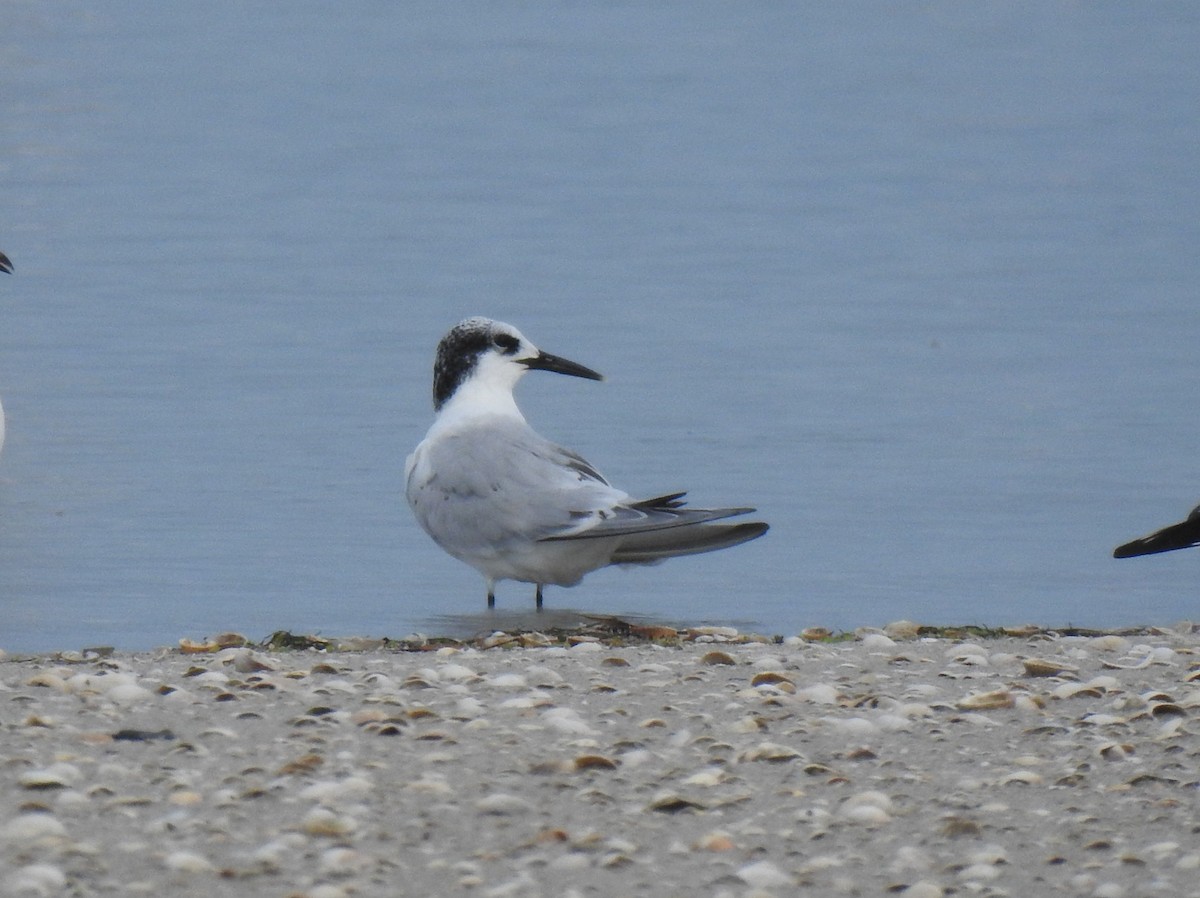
(405, 774, 452, 795)
(682, 768, 726, 787)
(1091, 635, 1129, 652)
(902, 881, 945, 898)
(1014, 694, 1045, 713)
(601, 656, 630, 667)
(7, 865, 67, 894)
(1148, 702, 1186, 717)
(860, 632, 897, 651)
(573, 755, 619, 771)
(694, 830, 736, 851)
(299, 777, 373, 804)
(531, 828, 570, 845)
(883, 620, 921, 640)
(941, 816, 982, 837)
(1080, 712, 1127, 726)
(647, 792, 706, 813)
(728, 715, 766, 734)
(831, 716, 879, 737)
(998, 770, 1043, 785)
(480, 632, 517, 649)
(164, 851, 215, 873)
(19, 764, 82, 790)
(840, 803, 891, 825)
(750, 671, 794, 688)
(437, 663, 478, 682)
(476, 793, 535, 815)
(1022, 658, 1078, 678)
(701, 651, 736, 666)
(179, 638, 220, 654)
(796, 683, 840, 704)
(958, 863, 1001, 882)
(630, 624, 678, 640)
(1052, 682, 1105, 700)
(24, 672, 69, 691)
(736, 860, 793, 888)
(738, 741, 802, 763)
(1097, 742, 1134, 760)
(230, 649, 278, 673)
(839, 790, 894, 822)
(541, 707, 595, 735)
(688, 626, 739, 639)
(956, 690, 1014, 711)
(2, 814, 67, 841)
(301, 808, 359, 836)
(319, 847, 369, 875)
(484, 672, 527, 690)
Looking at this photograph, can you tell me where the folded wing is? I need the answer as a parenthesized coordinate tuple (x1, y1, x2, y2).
(541, 491, 768, 563)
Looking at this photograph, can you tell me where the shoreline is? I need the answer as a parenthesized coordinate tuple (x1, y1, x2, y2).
(2, 623, 1198, 896)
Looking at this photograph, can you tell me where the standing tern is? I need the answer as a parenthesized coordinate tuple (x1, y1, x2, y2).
(405, 317, 769, 609)
(1113, 503, 1200, 558)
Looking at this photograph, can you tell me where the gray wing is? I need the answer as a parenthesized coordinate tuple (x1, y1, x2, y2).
(406, 419, 626, 551)
(539, 492, 759, 541)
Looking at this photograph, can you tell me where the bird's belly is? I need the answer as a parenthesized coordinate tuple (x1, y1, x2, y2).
(451, 535, 618, 587)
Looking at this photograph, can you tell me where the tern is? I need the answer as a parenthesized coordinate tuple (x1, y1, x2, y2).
(0, 250, 10, 457)
(405, 317, 769, 609)
(1113, 503, 1200, 558)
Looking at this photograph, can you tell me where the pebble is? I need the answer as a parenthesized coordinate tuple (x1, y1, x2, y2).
(736, 860, 793, 889)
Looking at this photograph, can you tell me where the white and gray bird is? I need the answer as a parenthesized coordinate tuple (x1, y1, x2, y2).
(405, 317, 768, 609)
(0, 250, 11, 457)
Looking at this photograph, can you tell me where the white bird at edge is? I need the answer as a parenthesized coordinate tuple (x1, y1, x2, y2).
(0, 250, 11, 457)
(405, 317, 769, 610)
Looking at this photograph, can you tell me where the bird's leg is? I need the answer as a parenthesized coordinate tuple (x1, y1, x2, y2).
(486, 579, 496, 609)
(535, 584, 544, 611)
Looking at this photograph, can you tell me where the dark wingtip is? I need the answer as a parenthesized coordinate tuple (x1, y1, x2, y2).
(1113, 516, 1200, 558)
(0, 251, 12, 274)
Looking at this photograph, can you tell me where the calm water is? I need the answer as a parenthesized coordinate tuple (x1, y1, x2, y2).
(2, 3, 1199, 652)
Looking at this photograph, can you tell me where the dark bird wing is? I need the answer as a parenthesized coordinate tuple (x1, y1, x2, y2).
(1113, 503, 1200, 558)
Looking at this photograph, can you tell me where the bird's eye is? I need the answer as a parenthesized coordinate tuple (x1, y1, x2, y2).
(492, 333, 520, 354)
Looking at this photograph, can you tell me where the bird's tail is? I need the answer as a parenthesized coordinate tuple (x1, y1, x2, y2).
(610, 520, 769, 565)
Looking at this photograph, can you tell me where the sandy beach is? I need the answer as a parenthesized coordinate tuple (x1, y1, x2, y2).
(2, 622, 1198, 897)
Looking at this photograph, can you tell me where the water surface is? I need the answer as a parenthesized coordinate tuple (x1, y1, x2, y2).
(2, 3, 1199, 651)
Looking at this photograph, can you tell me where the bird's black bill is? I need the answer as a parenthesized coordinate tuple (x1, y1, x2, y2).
(0, 252, 12, 274)
(523, 350, 603, 381)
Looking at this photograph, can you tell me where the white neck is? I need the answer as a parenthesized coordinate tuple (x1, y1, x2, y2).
(432, 376, 526, 433)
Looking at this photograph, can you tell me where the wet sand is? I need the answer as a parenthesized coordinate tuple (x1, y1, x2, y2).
(2, 623, 1198, 897)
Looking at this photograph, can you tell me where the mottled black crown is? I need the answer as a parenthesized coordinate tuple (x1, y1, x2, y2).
(432, 317, 519, 410)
